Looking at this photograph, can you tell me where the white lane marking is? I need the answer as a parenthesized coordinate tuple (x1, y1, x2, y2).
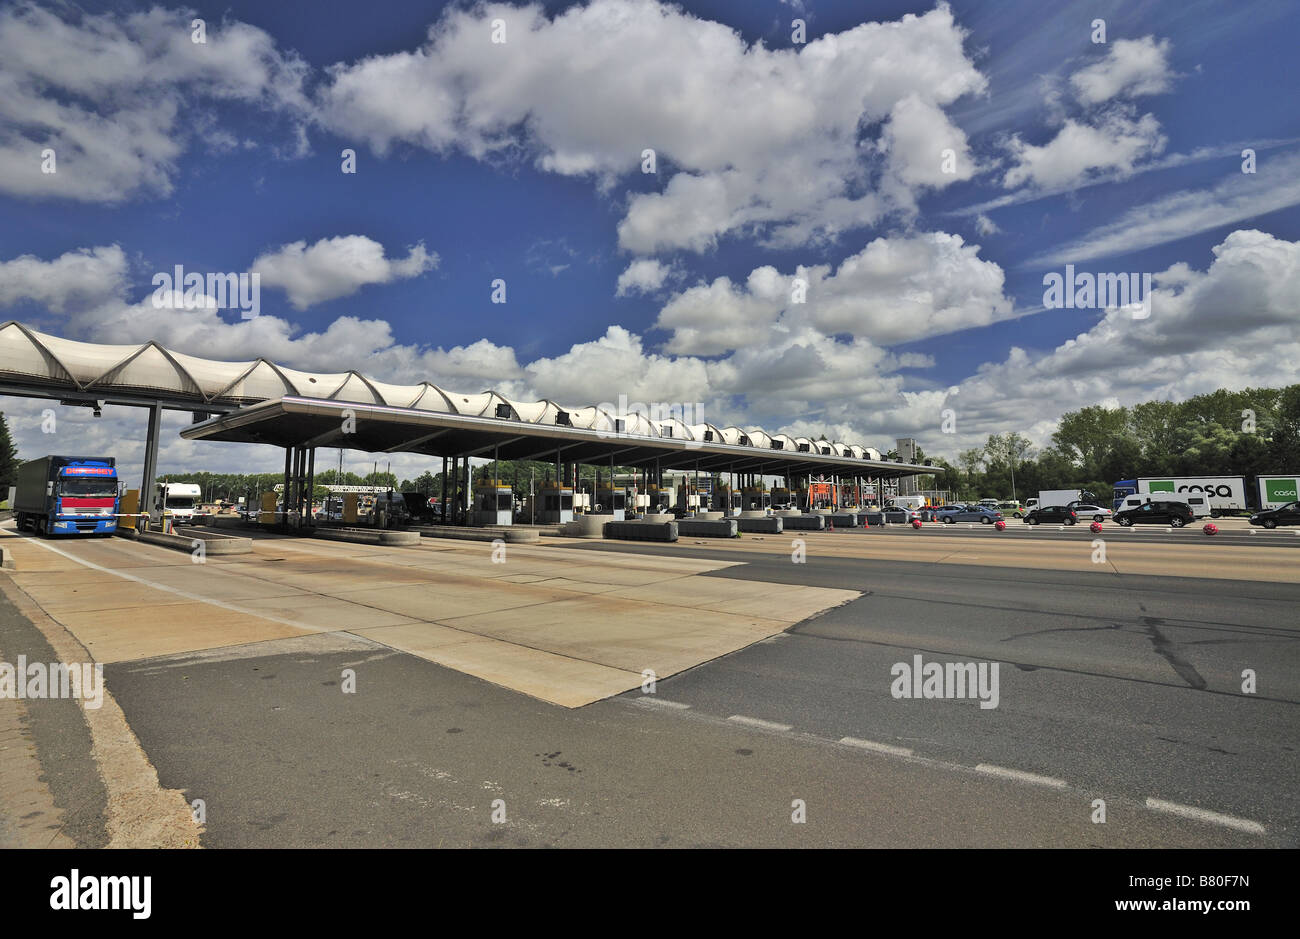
(635, 697, 691, 709)
(630, 701, 1266, 827)
(15, 535, 311, 631)
(974, 764, 1068, 789)
(728, 715, 793, 732)
(839, 737, 913, 757)
(1144, 798, 1266, 835)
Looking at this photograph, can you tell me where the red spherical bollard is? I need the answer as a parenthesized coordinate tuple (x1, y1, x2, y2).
(1090, 521, 1103, 533)
(911, 519, 922, 530)
(994, 520, 1006, 531)
(1203, 522, 1219, 536)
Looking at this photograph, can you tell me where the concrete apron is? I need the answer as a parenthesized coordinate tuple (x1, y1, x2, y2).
(0, 528, 857, 708)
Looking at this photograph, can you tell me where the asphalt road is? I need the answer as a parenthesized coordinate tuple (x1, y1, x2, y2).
(577, 542, 1300, 844)
(6, 529, 1293, 848)
(100, 629, 1266, 848)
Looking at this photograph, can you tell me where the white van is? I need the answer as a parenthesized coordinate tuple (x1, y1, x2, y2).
(1118, 493, 1210, 519)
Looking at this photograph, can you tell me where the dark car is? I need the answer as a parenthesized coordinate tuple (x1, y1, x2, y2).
(1023, 505, 1078, 525)
(1249, 501, 1300, 529)
(1114, 500, 1194, 528)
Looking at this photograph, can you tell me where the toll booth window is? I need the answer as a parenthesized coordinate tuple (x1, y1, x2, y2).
(545, 495, 559, 511)
(478, 493, 494, 511)
(561, 495, 573, 510)
(613, 492, 626, 509)
(496, 493, 511, 511)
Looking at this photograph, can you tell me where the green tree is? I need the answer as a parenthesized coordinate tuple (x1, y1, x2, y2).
(1052, 404, 1129, 470)
(0, 413, 18, 491)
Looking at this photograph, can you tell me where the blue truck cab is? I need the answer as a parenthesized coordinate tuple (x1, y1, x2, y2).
(13, 456, 120, 536)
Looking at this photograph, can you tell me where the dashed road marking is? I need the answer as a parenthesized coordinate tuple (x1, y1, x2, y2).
(839, 737, 913, 757)
(624, 699, 1269, 838)
(634, 697, 691, 709)
(974, 764, 1068, 789)
(1144, 798, 1266, 835)
(727, 715, 793, 732)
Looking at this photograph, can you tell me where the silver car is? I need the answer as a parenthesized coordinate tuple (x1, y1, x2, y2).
(935, 504, 1003, 525)
(1070, 503, 1113, 522)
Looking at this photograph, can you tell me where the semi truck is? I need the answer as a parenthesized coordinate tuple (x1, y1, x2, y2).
(13, 456, 119, 536)
(1257, 474, 1300, 510)
(1025, 488, 1097, 511)
(1110, 476, 1247, 516)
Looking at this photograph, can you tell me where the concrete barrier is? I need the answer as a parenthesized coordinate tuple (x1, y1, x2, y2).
(826, 513, 859, 528)
(0, 545, 13, 569)
(780, 515, 826, 530)
(604, 520, 678, 542)
(737, 516, 783, 534)
(560, 515, 607, 539)
(678, 518, 738, 538)
(204, 515, 255, 530)
(861, 512, 885, 526)
(313, 528, 420, 546)
(133, 529, 254, 555)
(415, 526, 539, 544)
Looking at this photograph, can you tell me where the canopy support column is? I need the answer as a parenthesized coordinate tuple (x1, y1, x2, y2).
(140, 402, 162, 528)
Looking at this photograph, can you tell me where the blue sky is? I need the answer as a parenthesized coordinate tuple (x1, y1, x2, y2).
(1, 0, 1298, 480)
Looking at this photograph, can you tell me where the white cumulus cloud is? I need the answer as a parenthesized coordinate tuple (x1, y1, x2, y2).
(253, 236, 438, 309)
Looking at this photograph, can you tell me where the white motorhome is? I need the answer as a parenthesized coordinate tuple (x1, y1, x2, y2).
(1116, 492, 1211, 519)
(155, 482, 203, 523)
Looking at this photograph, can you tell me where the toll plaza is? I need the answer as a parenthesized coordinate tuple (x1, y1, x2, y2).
(0, 322, 932, 539)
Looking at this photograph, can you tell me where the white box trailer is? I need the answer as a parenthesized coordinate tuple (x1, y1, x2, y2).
(1026, 489, 1094, 510)
(1257, 475, 1300, 510)
(1129, 476, 1247, 517)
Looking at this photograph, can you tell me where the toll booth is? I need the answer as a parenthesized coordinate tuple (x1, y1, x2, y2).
(593, 486, 627, 521)
(771, 487, 792, 510)
(794, 489, 810, 511)
(473, 481, 514, 526)
(742, 487, 770, 511)
(646, 486, 671, 514)
(258, 491, 278, 525)
(710, 487, 731, 512)
(538, 486, 574, 524)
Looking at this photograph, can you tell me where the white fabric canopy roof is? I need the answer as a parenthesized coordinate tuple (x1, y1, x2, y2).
(0, 321, 888, 460)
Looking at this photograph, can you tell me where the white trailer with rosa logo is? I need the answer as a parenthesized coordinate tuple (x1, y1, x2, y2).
(1257, 474, 1300, 510)
(1112, 476, 1247, 517)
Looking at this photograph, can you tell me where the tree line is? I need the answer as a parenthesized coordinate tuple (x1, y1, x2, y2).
(916, 384, 1300, 502)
